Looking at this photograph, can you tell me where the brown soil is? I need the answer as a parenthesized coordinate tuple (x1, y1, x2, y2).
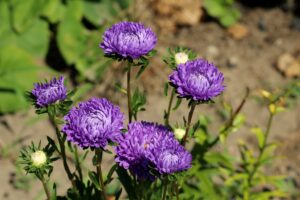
(1, 5, 300, 200)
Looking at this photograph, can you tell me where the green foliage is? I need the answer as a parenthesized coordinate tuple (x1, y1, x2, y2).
(181, 90, 295, 200)
(203, 0, 241, 27)
(0, 0, 128, 113)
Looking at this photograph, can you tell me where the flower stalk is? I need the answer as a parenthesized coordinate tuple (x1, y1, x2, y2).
(48, 109, 74, 186)
(247, 112, 274, 186)
(161, 178, 169, 200)
(165, 88, 175, 126)
(41, 176, 51, 200)
(182, 103, 196, 146)
(127, 62, 133, 123)
(95, 149, 107, 200)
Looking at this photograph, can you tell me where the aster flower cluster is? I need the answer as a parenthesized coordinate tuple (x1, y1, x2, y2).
(169, 58, 225, 101)
(23, 20, 228, 200)
(62, 98, 124, 149)
(31, 76, 67, 107)
(115, 121, 192, 180)
(100, 22, 157, 60)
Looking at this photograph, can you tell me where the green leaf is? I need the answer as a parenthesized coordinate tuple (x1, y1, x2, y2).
(116, 167, 136, 200)
(0, 0, 10, 34)
(204, 152, 234, 170)
(71, 83, 94, 102)
(83, 1, 114, 26)
(64, 0, 83, 21)
(172, 98, 182, 110)
(105, 164, 117, 185)
(10, 0, 47, 33)
(251, 127, 265, 149)
(88, 171, 101, 190)
(57, 16, 86, 65)
(0, 45, 41, 113)
(204, 0, 226, 18)
(164, 82, 169, 96)
(16, 19, 49, 58)
(219, 8, 241, 27)
(41, 0, 66, 23)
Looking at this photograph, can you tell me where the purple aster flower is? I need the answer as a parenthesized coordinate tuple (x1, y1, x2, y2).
(169, 59, 225, 101)
(31, 76, 67, 107)
(150, 137, 192, 174)
(115, 121, 192, 180)
(100, 21, 157, 59)
(62, 98, 124, 149)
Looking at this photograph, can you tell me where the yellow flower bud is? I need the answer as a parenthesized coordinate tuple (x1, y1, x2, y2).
(269, 104, 276, 114)
(31, 151, 47, 167)
(260, 90, 271, 99)
(175, 52, 189, 65)
(174, 128, 186, 140)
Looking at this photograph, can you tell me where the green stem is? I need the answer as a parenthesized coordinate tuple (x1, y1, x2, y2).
(209, 88, 249, 149)
(247, 113, 274, 186)
(161, 178, 169, 200)
(74, 146, 83, 182)
(127, 62, 133, 123)
(175, 182, 179, 200)
(182, 103, 196, 146)
(41, 177, 51, 200)
(48, 111, 74, 186)
(165, 88, 175, 126)
(95, 149, 106, 200)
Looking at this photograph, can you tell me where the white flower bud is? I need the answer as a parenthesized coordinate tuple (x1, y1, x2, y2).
(31, 151, 47, 167)
(175, 52, 189, 65)
(174, 128, 186, 140)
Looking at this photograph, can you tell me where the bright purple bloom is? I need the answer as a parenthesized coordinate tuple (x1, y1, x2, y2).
(115, 121, 192, 180)
(62, 98, 124, 149)
(100, 21, 157, 59)
(150, 138, 192, 174)
(169, 59, 225, 101)
(32, 76, 67, 107)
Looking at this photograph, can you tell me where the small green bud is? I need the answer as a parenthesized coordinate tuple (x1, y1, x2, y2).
(31, 150, 47, 167)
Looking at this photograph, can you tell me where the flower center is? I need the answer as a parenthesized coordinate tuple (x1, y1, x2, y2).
(175, 52, 189, 64)
(119, 31, 140, 48)
(187, 73, 210, 95)
(161, 151, 179, 167)
(82, 111, 110, 136)
(31, 151, 47, 167)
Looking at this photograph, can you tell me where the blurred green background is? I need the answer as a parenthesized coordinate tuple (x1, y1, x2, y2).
(0, 0, 131, 113)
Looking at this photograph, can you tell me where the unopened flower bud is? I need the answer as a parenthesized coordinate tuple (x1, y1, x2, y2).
(174, 128, 186, 140)
(269, 104, 276, 114)
(31, 151, 47, 167)
(175, 52, 189, 65)
(260, 90, 271, 99)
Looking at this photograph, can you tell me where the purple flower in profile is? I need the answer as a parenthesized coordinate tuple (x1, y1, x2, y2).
(115, 121, 192, 180)
(169, 59, 225, 101)
(100, 21, 157, 59)
(62, 98, 124, 149)
(32, 76, 67, 107)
